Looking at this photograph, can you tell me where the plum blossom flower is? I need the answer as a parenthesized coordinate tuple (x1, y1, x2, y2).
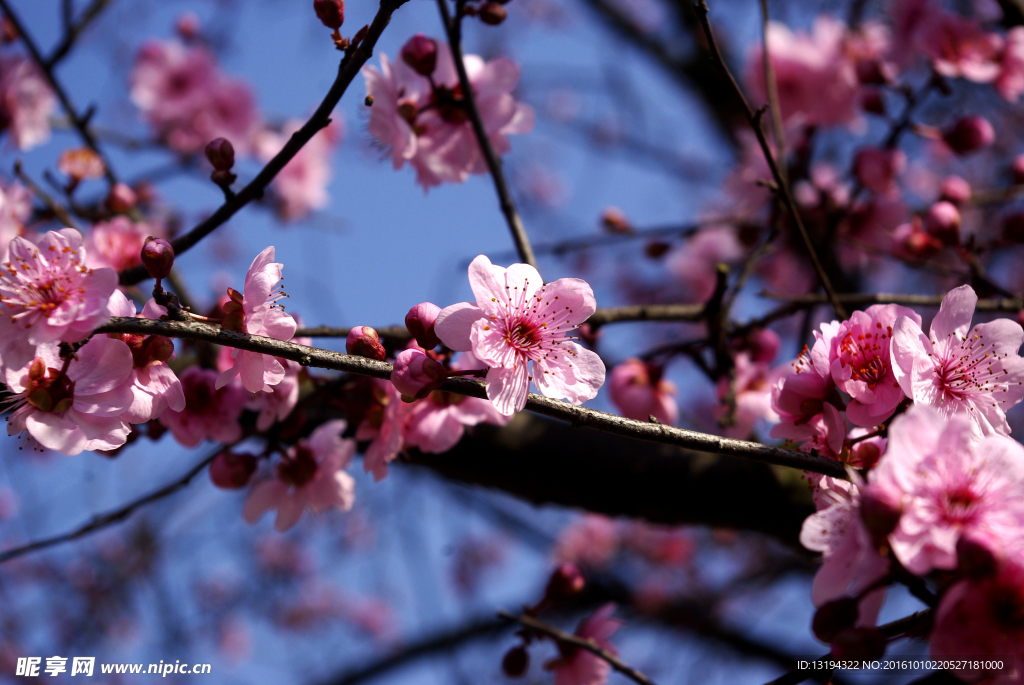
(0, 179, 31, 259)
(217, 247, 297, 393)
(666, 227, 744, 302)
(243, 420, 356, 531)
(800, 476, 890, 625)
(770, 322, 843, 451)
(356, 378, 415, 481)
(434, 255, 605, 416)
(254, 119, 342, 221)
(0, 53, 56, 150)
(5, 337, 134, 455)
(866, 406, 1024, 575)
(717, 352, 784, 439)
(831, 304, 920, 428)
(105, 290, 185, 423)
(159, 367, 247, 448)
(0, 229, 118, 371)
(997, 27, 1024, 102)
(363, 38, 534, 189)
(553, 515, 620, 568)
(609, 358, 677, 425)
(546, 603, 623, 685)
(890, 285, 1024, 437)
(130, 39, 260, 154)
(916, 11, 1002, 83)
(84, 216, 162, 273)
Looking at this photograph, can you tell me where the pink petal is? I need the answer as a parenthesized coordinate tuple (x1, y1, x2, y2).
(242, 480, 288, 524)
(434, 302, 483, 351)
(930, 285, 977, 344)
(485, 364, 529, 416)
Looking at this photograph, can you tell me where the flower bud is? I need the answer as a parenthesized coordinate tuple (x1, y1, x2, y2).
(314, 0, 345, 29)
(859, 485, 903, 545)
(405, 302, 441, 349)
(812, 597, 859, 643)
(830, 627, 887, 661)
(176, 12, 200, 40)
(479, 2, 507, 24)
(205, 137, 235, 171)
(544, 562, 585, 601)
(502, 646, 529, 678)
(942, 115, 995, 155)
(401, 35, 438, 76)
(956, 533, 999, 580)
(106, 183, 137, 213)
(893, 221, 942, 260)
(1014, 155, 1024, 185)
(924, 201, 961, 246)
(391, 348, 447, 400)
(939, 175, 971, 206)
(141, 238, 174, 280)
(209, 451, 257, 489)
(601, 206, 632, 233)
(346, 326, 386, 361)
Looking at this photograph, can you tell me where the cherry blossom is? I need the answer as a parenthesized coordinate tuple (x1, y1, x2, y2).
(770, 321, 841, 447)
(546, 603, 623, 685)
(254, 119, 342, 221)
(717, 352, 783, 439)
(84, 216, 161, 273)
(0, 229, 118, 371)
(5, 337, 133, 455)
(609, 358, 677, 425)
(217, 247, 297, 393)
(916, 11, 1002, 83)
(998, 26, 1024, 102)
(866, 406, 1024, 575)
(0, 179, 30, 259)
(160, 367, 248, 448)
(363, 38, 534, 189)
(434, 255, 605, 416)
(243, 420, 356, 531)
(553, 515, 620, 568)
(0, 53, 56, 150)
(666, 227, 744, 302)
(890, 285, 1024, 437)
(356, 378, 414, 481)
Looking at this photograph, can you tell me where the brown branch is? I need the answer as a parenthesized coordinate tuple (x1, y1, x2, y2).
(758, 0, 786, 181)
(436, 0, 537, 271)
(0, 446, 223, 564)
(762, 291, 1024, 312)
(588, 302, 706, 326)
(13, 160, 79, 229)
(46, 0, 116, 68)
(295, 325, 412, 340)
(693, 0, 846, 321)
(117, 0, 411, 286)
(499, 611, 659, 685)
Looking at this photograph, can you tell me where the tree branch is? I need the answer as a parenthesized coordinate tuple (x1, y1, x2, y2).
(46, 0, 116, 68)
(116, 0, 411, 286)
(762, 291, 1024, 312)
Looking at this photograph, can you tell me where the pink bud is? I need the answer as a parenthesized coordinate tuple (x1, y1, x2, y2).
(853, 147, 905, 196)
(746, 328, 780, 364)
(314, 0, 345, 29)
(501, 646, 529, 678)
(209, 451, 257, 489)
(859, 485, 903, 544)
(939, 176, 972, 206)
(106, 183, 137, 213)
(924, 201, 961, 246)
(956, 533, 999, 579)
(391, 348, 447, 400)
(346, 326, 386, 361)
(141, 238, 174, 280)
(401, 34, 437, 76)
(176, 12, 200, 40)
(893, 221, 942, 260)
(812, 597, 859, 643)
(943, 115, 995, 155)
(205, 137, 235, 171)
(405, 302, 441, 349)
(544, 562, 585, 601)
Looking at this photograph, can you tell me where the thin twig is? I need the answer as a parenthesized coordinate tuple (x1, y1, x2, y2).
(0, 446, 223, 564)
(46, 0, 117, 68)
(761, 291, 1024, 312)
(13, 160, 79, 229)
(94, 317, 848, 477)
(295, 325, 412, 340)
(759, 0, 786, 181)
(499, 611, 659, 685)
(436, 0, 537, 271)
(693, 0, 846, 320)
(117, 0, 411, 286)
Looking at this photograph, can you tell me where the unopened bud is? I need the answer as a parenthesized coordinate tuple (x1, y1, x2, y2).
(106, 183, 137, 213)
(405, 302, 441, 349)
(391, 348, 447, 400)
(956, 533, 999, 580)
(314, 0, 345, 29)
(176, 12, 200, 40)
(501, 646, 529, 678)
(924, 201, 961, 246)
(141, 238, 174, 280)
(209, 451, 258, 489)
(859, 485, 903, 545)
(544, 562, 585, 601)
(401, 35, 438, 76)
(830, 627, 887, 661)
(943, 115, 995, 156)
(346, 326, 386, 361)
(812, 597, 859, 643)
(206, 137, 235, 171)
(601, 206, 632, 233)
(894, 221, 942, 260)
(939, 176, 972, 206)
(479, 2, 507, 24)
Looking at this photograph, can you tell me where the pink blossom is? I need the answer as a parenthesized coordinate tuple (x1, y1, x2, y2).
(84, 216, 161, 273)
(130, 39, 259, 154)
(243, 420, 356, 531)
(890, 285, 1024, 437)
(853, 147, 905, 197)
(105, 290, 185, 423)
(217, 247, 297, 393)
(867, 406, 1024, 575)
(609, 358, 677, 425)
(391, 347, 447, 400)
(5, 337, 134, 455)
(0, 53, 56, 150)
(998, 27, 1024, 102)
(363, 39, 534, 189)
(800, 477, 890, 625)
(553, 515, 620, 568)
(159, 367, 247, 448)
(254, 119, 342, 221)
(0, 229, 118, 371)
(248, 358, 302, 432)
(434, 255, 605, 416)
(356, 378, 414, 481)
(666, 227, 744, 302)
(831, 304, 921, 428)
(546, 603, 623, 685)
(717, 352, 784, 439)
(0, 179, 31, 259)
(403, 352, 511, 453)
(770, 322, 839, 441)
(917, 11, 1003, 83)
